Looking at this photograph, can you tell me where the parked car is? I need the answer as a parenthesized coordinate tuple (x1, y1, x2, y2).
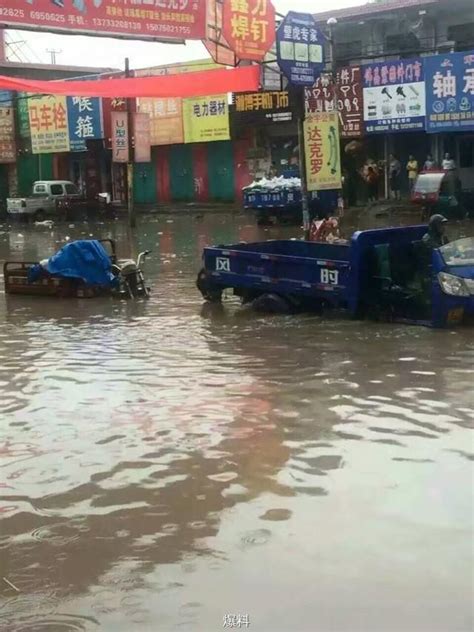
(7, 180, 82, 221)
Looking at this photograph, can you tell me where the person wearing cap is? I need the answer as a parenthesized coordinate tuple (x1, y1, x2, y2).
(422, 214, 449, 250)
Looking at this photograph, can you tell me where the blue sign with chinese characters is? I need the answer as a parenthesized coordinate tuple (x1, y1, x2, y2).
(424, 51, 474, 133)
(67, 96, 103, 152)
(276, 12, 326, 87)
(362, 58, 425, 133)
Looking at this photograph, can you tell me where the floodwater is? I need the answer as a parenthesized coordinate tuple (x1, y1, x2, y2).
(0, 211, 473, 632)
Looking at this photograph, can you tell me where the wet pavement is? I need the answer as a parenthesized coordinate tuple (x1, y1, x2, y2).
(0, 212, 473, 631)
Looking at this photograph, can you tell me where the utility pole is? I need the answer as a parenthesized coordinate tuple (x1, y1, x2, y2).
(297, 88, 310, 238)
(46, 48, 62, 65)
(125, 57, 136, 228)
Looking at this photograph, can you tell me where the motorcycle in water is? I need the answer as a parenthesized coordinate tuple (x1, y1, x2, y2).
(113, 250, 151, 299)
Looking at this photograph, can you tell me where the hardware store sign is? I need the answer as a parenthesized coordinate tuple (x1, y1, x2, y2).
(362, 58, 425, 133)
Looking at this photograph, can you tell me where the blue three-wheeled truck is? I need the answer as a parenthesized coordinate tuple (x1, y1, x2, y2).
(197, 226, 474, 328)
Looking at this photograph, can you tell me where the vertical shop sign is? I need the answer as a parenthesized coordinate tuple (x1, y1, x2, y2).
(305, 67, 363, 138)
(362, 58, 425, 133)
(424, 51, 474, 132)
(111, 111, 129, 163)
(0, 107, 16, 163)
(67, 96, 103, 152)
(222, 0, 276, 62)
(133, 113, 151, 163)
(276, 12, 325, 86)
(304, 113, 342, 191)
(28, 95, 70, 154)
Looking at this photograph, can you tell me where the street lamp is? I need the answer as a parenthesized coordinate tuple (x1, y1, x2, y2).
(326, 17, 338, 75)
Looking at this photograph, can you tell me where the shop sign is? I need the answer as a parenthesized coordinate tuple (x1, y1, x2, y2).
(138, 97, 183, 146)
(136, 60, 219, 146)
(0, 107, 16, 164)
(304, 112, 341, 191)
(276, 12, 325, 87)
(111, 111, 129, 163)
(233, 90, 293, 124)
(17, 93, 31, 139)
(0, 91, 13, 107)
(133, 113, 151, 163)
(222, 0, 276, 62)
(0, 0, 207, 41)
(182, 95, 230, 143)
(67, 96, 103, 152)
(362, 58, 425, 133)
(424, 51, 474, 133)
(305, 66, 363, 138)
(28, 95, 70, 154)
(205, 0, 238, 66)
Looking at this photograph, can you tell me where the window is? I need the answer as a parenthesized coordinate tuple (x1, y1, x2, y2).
(385, 33, 420, 57)
(32, 184, 47, 198)
(335, 40, 362, 63)
(447, 24, 474, 52)
(65, 184, 79, 195)
(50, 184, 64, 196)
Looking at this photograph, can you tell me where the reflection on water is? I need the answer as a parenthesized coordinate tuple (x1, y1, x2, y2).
(0, 212, 473, 631)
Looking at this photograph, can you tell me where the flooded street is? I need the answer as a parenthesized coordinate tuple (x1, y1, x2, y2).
(0, 212, 473, 632)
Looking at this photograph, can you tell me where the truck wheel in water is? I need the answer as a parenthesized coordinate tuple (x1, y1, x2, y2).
(252, 293, 291, 314)
(34, 210, 45, 222)
(196, 269, 223, 303)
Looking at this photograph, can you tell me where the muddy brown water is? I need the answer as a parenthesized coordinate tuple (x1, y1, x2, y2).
(0, 212, 473, 632)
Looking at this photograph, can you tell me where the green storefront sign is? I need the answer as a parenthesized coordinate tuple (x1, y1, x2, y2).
(17, 93, 31, 139)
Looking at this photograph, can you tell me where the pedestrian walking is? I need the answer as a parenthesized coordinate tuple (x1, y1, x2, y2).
(388, 154, 401, 200)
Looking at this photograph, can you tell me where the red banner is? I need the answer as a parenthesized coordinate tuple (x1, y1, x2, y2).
(133, 113, 151, 163)
(222, 0, 276, 61)
(111, 112, 129, 164)
(0, 66, 260, 99)
(0, 0, 207, 42)
(305, 66, 363, 138)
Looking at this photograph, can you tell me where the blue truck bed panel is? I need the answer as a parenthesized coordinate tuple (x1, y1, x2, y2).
(204, 240, 352, 306)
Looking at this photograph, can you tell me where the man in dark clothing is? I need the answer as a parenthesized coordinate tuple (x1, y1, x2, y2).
(422, 214, 449, 249)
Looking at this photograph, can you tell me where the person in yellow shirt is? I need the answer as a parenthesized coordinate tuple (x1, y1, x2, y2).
(407, 155, 419, 194)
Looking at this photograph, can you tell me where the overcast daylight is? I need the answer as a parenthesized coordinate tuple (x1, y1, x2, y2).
(4, 0, 363, 68)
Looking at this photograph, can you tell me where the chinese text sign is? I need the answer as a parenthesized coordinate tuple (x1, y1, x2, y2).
(0, 107, 16, 164)
(223, 0, 276, 61)
(424, 51, 474, 133)
(183, 96, 230, 143)
(28, 95, 70, 154)
(305, 67, 363, 138)
(277, 12, 325, 86)
(304, 113, 341, 191)
(362, 58, 425, 134)
(1, 0, 207, 41)
(67, 96, 103, 152)
(133, 113, 152, 163)
(111, 111, 129, 163)
(138, 98, 184, 145)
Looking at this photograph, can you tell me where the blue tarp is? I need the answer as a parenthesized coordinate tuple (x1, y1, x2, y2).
(29, 240, 116, 287)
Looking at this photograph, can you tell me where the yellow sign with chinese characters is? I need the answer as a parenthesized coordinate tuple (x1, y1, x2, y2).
(137, 60, 221, 146)
(182, 95, 230, 144)
(28, 95, 70, 154)
(304, 112, 342, 191)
